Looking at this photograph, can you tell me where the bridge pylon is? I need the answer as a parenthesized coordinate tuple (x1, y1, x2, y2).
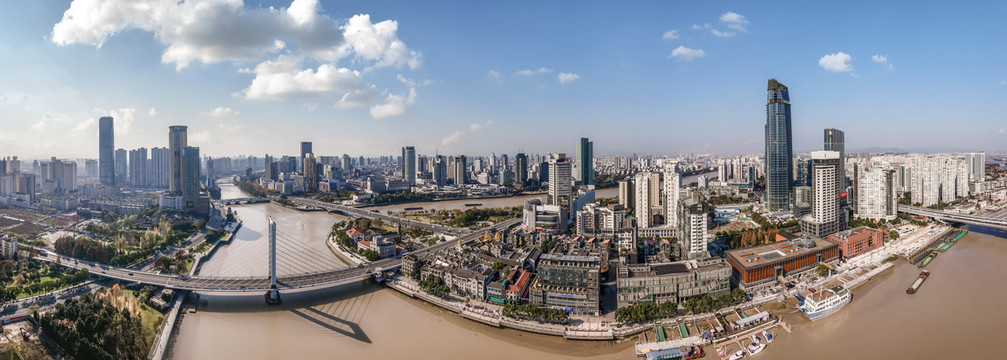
(265, 216, 282, 305)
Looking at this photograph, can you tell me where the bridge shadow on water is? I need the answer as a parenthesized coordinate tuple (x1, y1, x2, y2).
(194, 281, 380, 343)
(967, 225, 1007, 239)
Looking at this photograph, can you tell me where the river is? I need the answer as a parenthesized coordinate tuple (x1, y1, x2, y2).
(174, 180, 1007, 359)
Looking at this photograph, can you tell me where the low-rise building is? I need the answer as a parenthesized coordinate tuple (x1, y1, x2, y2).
(725, 237, 839, 291)
(825, 226, 884, 259)
(616, 257, 731, 308)
(529, 254, 600, 315)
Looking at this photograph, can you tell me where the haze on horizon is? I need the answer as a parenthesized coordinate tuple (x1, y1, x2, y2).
(1, 0, 1006, 159)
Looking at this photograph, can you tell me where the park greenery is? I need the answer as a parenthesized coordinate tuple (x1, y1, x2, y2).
(889, 230, 900, 240)
(614, 301, 678, 323)
(76, 212, 204, 267)
(402, 207, 522, 229)
(816, 264, 830, 277)
(502, 303, 570, 323)
(235, 180, 276, 198)
(0, 259, 89, 302)
(706, 194, 750, 205)
(193, 229, 229, 253)
(418, 276, 450, 298)
(40, 287, 160, 360)
(681, 289, 748, 315)
(153, 252, 194, 274)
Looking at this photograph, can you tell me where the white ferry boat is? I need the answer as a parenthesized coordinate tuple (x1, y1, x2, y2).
(800, 285, 851, 321)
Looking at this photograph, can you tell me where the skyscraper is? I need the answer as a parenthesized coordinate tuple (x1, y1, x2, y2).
(453, 155, 468, 185)
(634, 172, 654, 228)
(303, 153, 317, 192)
(800, 151, 841, 237)
(965, 152, 986, 182)
(169, 125, 188, 194)
(98, 116, 115, 186)
(114, 149, 127, 187)
(128, 148, 148, 188)
(824, 128, 846, 190)
(664, 166, 681, 227)
(765, 79, 794, 212)
(433, 155, 447, 187)
(514, 152, 528, 184)
(547, 153, 572, 209)
(150, 147, 170, 188)
(300, 142, 312, 171)
(575, 138, 595, 186)
(402, 146, 416, 186)
(181, 146, 200, 205)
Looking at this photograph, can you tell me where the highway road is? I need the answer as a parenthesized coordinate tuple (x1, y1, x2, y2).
(292, 197, 471, 237)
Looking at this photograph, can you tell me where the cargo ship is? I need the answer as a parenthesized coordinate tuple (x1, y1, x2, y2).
(906, 270, 930, 294)
(918, 251, 937, 268)
(464, 203, 482, 207)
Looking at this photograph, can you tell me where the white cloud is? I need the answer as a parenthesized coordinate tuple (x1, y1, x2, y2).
(819, 52, 854, 73)
(668, 46, 705, 61)
(999, 128, 1007, 135)
(487, 70, 501, 79)
(711, 29, 735, 38)
(872, 54, 894, 70)
(719, 11, 749, 32)
(204, 107, 239, 117)
(189, 130, 212, 145)
(690, 23, 711, 30)
(514, 67, 554, 76)
(370, 88, 416, 119)
(441, 130, 464, 146)
(148, 107, 157, 117)
(53, 0, 424, 117)
(468, 120, 494, 132)
(557, 72, 580, 84)
(662, 30, 679, 40)
(336, 84, 382, 108)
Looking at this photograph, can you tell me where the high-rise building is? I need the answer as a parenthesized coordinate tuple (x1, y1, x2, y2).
(303, 153, 317, 192)
(679, 199, 709, 259)
(547, 153, 572, 209)
(800, 151, 841, 237)
(765, 79, 794, 212)
(433, 155, 447, 187)
(128, 148, 148, 188)
(618, 178, 634, 210)
(857, 167, 897, 220)
(150, 147, 170, 188)
(114, 149, 127, 187)
(205, 156, 215, 189)
(98, 116, 115, 186)
(634, 172, 655, 228)
(575, 137, 595, 185)
(965, 152, 986, 182)
(84, 159, 98, 179)
(402, 146, 416, 186)
(168, 125, 188, 194)
(514, 153, 528, 184)
(664, 166, 681, 228)
(181, 146, 200, 203)
(824, 128, 846, 190)
(453, 155, 468, 185)
(300, 142, 312, 171)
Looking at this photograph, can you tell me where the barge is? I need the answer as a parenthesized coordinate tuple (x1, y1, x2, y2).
(906, 270, 930, 294)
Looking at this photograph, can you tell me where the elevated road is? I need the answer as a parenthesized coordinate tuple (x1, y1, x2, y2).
(897, 204, 1007, 229)
(292, 197, 470, 237)
(32, 217, 521, 293)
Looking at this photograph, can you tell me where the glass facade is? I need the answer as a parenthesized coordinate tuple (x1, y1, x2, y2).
(765, 79, 793, 211)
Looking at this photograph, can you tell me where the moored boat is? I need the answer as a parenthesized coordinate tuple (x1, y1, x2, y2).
(906, 270, 930, 294)
(729, 350, 745, 360)
(762, 330, 773, 342)
(748, 342, 766, 355)
(800, 285, 852, 321)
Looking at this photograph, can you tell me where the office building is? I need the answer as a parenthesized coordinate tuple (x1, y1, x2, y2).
(575, 137, 594, 185)
(764, 79, 794, 212)
(824, 128, 846, 190)
(402, 146, 416, 186)
(547, 153, 572, 209)
(616, 258, 731, 308)
(825, 227, 884, 259)
(114, 149, 127, 187)
(514, 152, 528, 184)
(303, 153, 318, 192)
(98, 116, 115, 186)
(128, 148, 148, 188)
(433, 155, 447, 187)
(800, 151, 841, 237)
(300, 142, 312, 171)
(726, 237, 839, 291)
(84, 159, 98, 179)
(169, 125, 187, 194)
(529, 254, 600, 315)
(453, 155, 468, 185)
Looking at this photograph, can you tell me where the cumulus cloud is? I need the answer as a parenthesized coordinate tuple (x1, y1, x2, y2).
(662, 30, 679, 40)
(872, 54, 894, 70)
(719, 11, 749, 32)
(52, 0, 423, 118)
(204, 106, 239, 117)
(668, 46, 705, 61)
(819, 52, 854, 73)
(487, 70, 501, 79)
(690, 23, 711, 30)
(514, 67, 554, 76)
(370, 88, 416, 119)
(148, 107, 157, 117)
(442, 120, 494, 146)
(441, 131, 465, 146)
(711, 29, 735, 38)
(557, 72, 580, 84)
(999, 128, 1007, 135)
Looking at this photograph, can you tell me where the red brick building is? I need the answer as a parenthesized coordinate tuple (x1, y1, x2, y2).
(825, 226, 884, 259)
(726, 237, 839, 291)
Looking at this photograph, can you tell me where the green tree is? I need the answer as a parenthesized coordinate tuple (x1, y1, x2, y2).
(889, 230, 900, 240)
(816, 264, 830, 277)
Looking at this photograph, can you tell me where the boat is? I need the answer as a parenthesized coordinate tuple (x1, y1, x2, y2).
(464, 203, 482, 207)
(717, 348, 727, 357)
(906, 270, 930, 294)
(729, 350, 745, 360)
(684, 345, 704, 360)
(762, 330, 773, 342)
(748, 342, 766, 355)
(750, 335, 760, 344)
(403, 207, 423, 211)
(800, 285, 852, 321)
(918, 251, 937, 268)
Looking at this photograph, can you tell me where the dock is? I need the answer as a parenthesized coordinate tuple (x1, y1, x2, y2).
(713, 321, 792, 360)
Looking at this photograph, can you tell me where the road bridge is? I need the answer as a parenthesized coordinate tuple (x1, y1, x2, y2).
(897, 204, 1007, 229)
(292, 197, 470, 237)
(32, 217, 521, 298)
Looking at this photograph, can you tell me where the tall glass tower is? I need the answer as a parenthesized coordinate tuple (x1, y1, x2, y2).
(765, 79, 793, 212)
(576, 137, 594, 186)
(823, 128, 845, 190)
(98, 116, 115, 186)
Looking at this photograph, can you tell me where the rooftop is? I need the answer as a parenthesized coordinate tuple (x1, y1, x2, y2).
(726, 236, 837, 270)
(767, 78, 788, 91)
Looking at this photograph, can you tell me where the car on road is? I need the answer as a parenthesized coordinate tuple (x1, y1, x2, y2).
(128, 272, 134, 276)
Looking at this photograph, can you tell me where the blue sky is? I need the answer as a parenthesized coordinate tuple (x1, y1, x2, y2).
(1, 0, 1006, 160)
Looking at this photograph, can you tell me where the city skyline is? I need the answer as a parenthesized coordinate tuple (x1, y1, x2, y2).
(1, 1, 1006, 159)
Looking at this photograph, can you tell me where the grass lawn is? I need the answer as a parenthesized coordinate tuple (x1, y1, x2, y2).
(127, 290, 165, 345)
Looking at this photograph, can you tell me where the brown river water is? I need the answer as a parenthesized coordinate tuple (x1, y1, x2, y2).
(172, 182, 1005, 359)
